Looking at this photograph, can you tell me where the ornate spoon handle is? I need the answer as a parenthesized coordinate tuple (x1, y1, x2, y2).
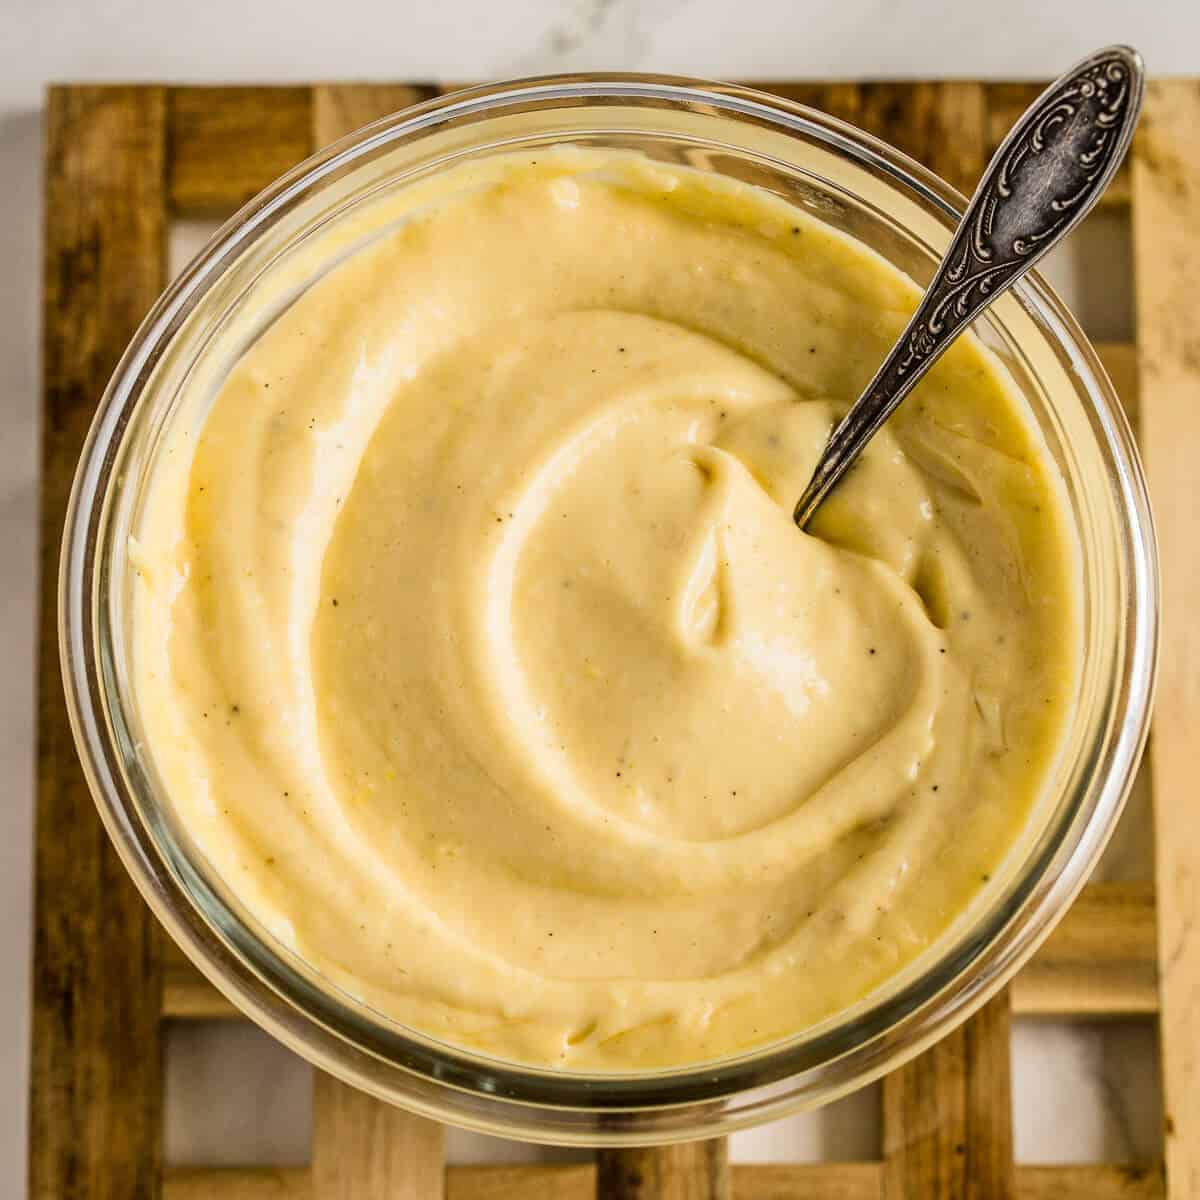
(793, 45, 1144, 529)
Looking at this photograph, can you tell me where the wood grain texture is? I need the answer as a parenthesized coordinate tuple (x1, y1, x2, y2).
(753, 82, 867, 128)
(1096, 341, 1141, 430)
(762, 78, 1016, 202)
(884, 1021, 968, 1200)
(964, 993, 1014, 1199)
(446, 1164, 595, 1200)
(1012, 882, 1158, 1017)
(1011, 961, 1157, 1018)
(312, 83, 438, 147)
(161, 1164, 599, 1200)
(884, 990, 1014, 1200)
(1035, 883, 1156, 962)
(169, 86, 313, 213)
(1132, 78, 1200, 1200)
(162, 956, 239, 1020)
(731, 1163, 882, 1199)
(854, 82, 987, 194)
(158, 1163, 1165, 1200)
(33, 84, 169, 1200)
(312, 1072, 445, 1200)
(597, 1139, 731, 1200)
(166, 1168, 311, 1199)
(159, 79, 1139, 219)
(1016, 1165, 1164, 1200)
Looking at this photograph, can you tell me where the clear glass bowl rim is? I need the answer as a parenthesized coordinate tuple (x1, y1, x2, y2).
(59, 73, 1160, 1144)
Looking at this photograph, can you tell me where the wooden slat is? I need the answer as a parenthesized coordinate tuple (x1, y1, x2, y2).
(161, 1164, 601, 1200)
(984, 82, 1130, 208)
(1024, 883, 1155, 967)
(854, 82, 987, 195)
(732, 1162, 882, 1200)
(312, 84, 437, 148)
(1132, 78, 1200, 1200)
(447, 1164, 596, 1200)
(882, 1001, 966, 1199)
(965, 993, 1015, 1197)
(762, 79, 1125, 205)
(1096, 341, 1141, 430)
(36, 77, 1178, 1196)
(160, 79, 1139, 218)
(160, 934, 242, 1019)
(1011, 961, 1157, 1019)
(168, 86, 313, 214)
(1017, 1165, 1164, 1200)
(754, 82, 867, 129)
(597, 1139, 731, 1200)
(884, 989, 1014, 1199)
(159, 1163, 1165, 1200)
(1011, 882, 1158, 1017)
(32, 84, 169, 1200)
(311, 1072, 444, 1200)
(167, 1167, 312, 1199)
(162, 955, 239, 1020)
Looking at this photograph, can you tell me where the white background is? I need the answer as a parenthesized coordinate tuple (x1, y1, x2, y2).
(4, 3, 1198, 1197)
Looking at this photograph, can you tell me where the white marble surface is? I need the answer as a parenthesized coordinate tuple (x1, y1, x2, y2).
(4, 2, 1195, 1196)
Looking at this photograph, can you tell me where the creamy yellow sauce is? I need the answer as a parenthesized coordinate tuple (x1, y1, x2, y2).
(133, 151, 1079, 1069)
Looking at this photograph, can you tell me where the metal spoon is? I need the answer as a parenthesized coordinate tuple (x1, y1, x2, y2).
(793, 45, 1144, 530)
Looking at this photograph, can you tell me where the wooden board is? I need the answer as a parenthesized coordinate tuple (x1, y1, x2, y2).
(1132, 78, 1200, 1200)
(33, 77, 1189, 1200)
(311, 1074, 445, 1200)
(33, 85, 169, 1200)
(158, 1162, 1168, 1200)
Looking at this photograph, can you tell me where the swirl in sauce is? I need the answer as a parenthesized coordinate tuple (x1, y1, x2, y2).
(132, 153, 1079, 1068)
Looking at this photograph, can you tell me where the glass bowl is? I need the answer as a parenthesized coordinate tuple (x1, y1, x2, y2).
(59, 75, 1158, 1145)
